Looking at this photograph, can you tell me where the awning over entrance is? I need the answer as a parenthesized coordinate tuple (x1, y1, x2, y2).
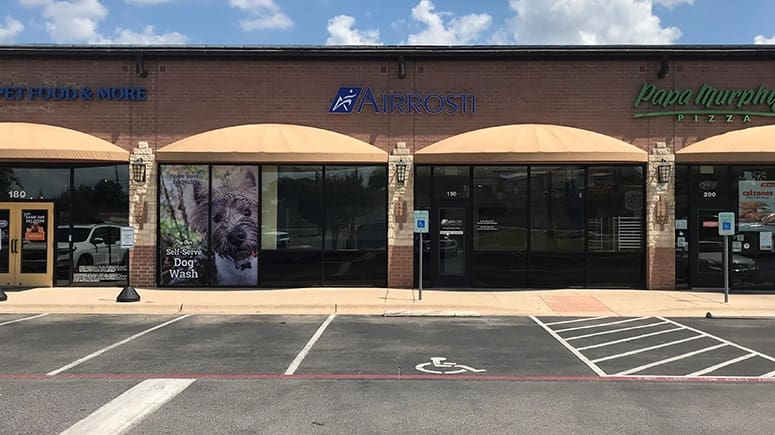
(415, 124, 647, 164)
(676, 125, 775, 163)
(156, 123, 388, 163)
(0, 122, 129, 162)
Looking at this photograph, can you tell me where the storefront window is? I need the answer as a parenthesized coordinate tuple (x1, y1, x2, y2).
(0, 167, 70, 202)
(260, 165, 323, 287)
(414, 166, 432, 288)
(69, 165, 130, 286)
(732, 166, 775, 290)
(586, 166, 644, 287)
(158, 165, 210, 287)
(530, 166, 585, 251)
(529, 166, 586, 287)
(210, 166, 259, 286)
(433, 166, 470, 200)
(675, 165, 689, 288)
(324, 166, 387, 285)
(472, 166, 528, 287)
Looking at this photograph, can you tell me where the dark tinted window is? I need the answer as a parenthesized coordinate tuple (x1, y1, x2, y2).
(530, 166, 585, 252)
(433, 166, 470, 200)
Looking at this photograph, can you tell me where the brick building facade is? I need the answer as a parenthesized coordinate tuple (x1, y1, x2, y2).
(2, 46, 774, 291)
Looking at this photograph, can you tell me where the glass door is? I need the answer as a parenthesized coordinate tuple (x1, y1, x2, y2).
(434, 206, 469, 286)
(691, 209, 725, 288)
(0, 202, 54, 287)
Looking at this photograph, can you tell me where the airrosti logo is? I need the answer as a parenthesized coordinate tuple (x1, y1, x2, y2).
(328, 86, 476, 115)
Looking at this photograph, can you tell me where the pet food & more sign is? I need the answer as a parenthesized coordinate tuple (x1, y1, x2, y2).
(738, 180, 775, 232)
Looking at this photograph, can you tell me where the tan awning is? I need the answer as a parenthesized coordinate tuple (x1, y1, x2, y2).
(0, 122, 129, 162)
(415, 124, 647, 164)
(156, 123, 387, 163)
(676, 125, 775, 163)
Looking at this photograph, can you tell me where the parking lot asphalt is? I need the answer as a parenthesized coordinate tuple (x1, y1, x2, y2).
(1, 314, 774, 434)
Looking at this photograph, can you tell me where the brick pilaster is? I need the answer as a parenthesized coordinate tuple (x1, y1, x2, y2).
(646, 143, 675, 289)
(387, 142, 414, 288)
(128, 141, 157, 288)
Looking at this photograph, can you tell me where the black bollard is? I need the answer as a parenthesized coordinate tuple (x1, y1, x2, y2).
(116, 286, 140, 303)
(0, 288, 6, 302)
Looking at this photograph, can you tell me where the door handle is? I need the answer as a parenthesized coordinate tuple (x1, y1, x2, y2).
(12, 238, 17, 254)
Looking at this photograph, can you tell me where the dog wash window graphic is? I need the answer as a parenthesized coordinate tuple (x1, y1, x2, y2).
(159, 165, 209, 286)
(210, 166, 259, 286)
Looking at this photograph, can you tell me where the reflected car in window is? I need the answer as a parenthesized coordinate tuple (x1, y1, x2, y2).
(56, 224, 128, 270)
(697, 240, 758, 274)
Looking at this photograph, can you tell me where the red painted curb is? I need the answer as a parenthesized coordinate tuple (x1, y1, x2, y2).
(0, 373, 773, 383)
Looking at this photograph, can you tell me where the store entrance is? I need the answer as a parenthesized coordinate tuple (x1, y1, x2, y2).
(0, 202, 54, 287)
(690, 209, 726, 288)
(432, 205, 470, 287)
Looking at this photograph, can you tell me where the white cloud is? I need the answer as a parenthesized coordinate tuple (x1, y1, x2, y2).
(325, 15, 381, 45)
(754, 34, 775, 44)
(0, 16, 24, 43)
(21, 0, 187, 45)
(654, 0, 694, 7)
(124, 0, 175, 4)
(498, 0, 685, 45)
(406, 0, 491, 45)
(93, 25, 188, 44)
(20, 0, 107, 43)
(229, 0, 293, 31)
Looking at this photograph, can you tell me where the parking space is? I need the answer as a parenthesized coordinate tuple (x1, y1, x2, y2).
(0, 379, 139, 435)
(0, 314, 178, 374)
(1, 313, 774, 379)
(297, 316, 594, 376)
(68, 315, 327, 375)
(533, 316, 775, 378)
(0, 312, 48, 326)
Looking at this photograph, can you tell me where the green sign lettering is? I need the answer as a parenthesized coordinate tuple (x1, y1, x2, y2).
(633, 83, 775, 121)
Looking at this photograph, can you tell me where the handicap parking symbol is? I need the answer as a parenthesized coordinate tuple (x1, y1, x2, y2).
(415, 357, 486, 375)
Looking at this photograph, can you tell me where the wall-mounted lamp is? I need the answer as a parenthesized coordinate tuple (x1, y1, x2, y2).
(657, 56, 669, 79)
(135, 54, 149, 79)
(395, 159, 407, 184)
(397, 55, 406, 80)
(131, 158, 147, 183)
(657, 159, 672, 184)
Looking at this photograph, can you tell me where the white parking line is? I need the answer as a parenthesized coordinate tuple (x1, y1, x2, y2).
(60, 378, 196, 435)
(658, 317, 775, 364)
(530, 316, 606, 377)
(615, 343, 728, 376)
(576, 327, 686, 351)
(0, 313, 49, 327)
(591, 335, 706, 363)
(47, 315, 192, 376)
(554, 317, 648, 333)
(284, 314, 336, 375)
(687, 353, 757, 377)
(565, 321, 669, 341)
(543, 316, 609, 327)
(761, 369, 775, 378)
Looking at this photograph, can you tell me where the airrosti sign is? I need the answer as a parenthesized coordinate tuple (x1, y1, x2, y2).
(633, 83, 775, 123)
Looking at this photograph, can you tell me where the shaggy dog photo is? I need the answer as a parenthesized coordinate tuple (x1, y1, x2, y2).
(191, 167, 259, 286)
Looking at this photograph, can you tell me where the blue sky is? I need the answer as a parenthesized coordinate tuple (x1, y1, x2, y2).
(2, 0, 775, 46)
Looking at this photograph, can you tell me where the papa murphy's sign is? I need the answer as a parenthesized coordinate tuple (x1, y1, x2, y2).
(0, 85, 148, 101)
(633, 83, 775, 123)
(329, 86, 475, 115)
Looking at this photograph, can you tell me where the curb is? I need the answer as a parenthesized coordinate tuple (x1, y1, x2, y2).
(383, 311, 481, 317)
(705, 312, 775, 320)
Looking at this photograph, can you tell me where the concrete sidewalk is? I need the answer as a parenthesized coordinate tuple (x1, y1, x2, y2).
(1, 286, 775, 317)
